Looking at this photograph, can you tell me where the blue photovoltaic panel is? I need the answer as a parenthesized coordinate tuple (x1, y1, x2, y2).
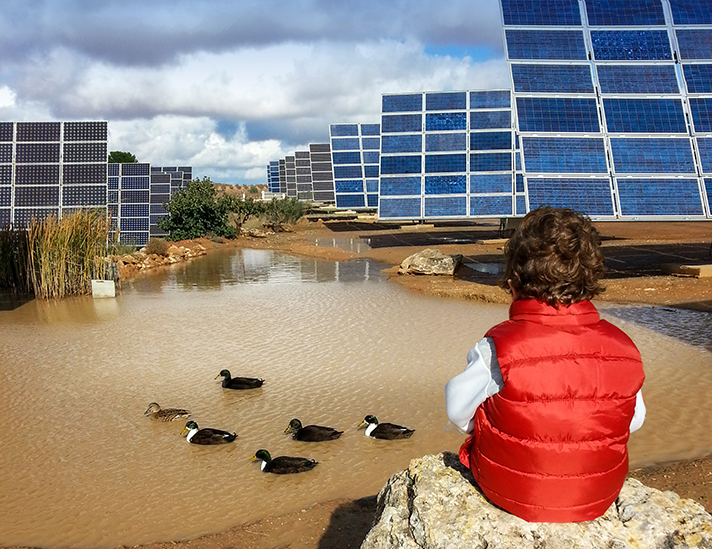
(511, 64, 594, 93)
(425, 154, 467, 173)
(334, 166, 362, 179)
(367, 194, 378, 207)
(506, 30, 587, 60)
(331, 138, 360, 151)
(425, 196, 467, 217)
(591, 30, 672, 60)
(363, 151, 380, 164)
(470, 111, 511, 130)
(610, 138, 695, 173)
(516, 195, 527, 215)
(364, 165, 379, 178)
(618, 179, 703, 215)
(362, 137, 380, 150)
(470, 195, 513, 216)
(382, 135, 422, 153)
(707, 179, 712, 211)
(425, 113, 467, 131)
(361, 124, 380, 136)
(470, 174, 513, 193)
(698, 138, 712, 173)
(603, 98, 687, 133)
(330, 124, 359, 136)
(470, 132, 512, 151)
(426, 92, 467, 111)
(381, 114, 422, 133)
(683, 65, 712, 94)
(689, 98, 712, 132)
(380, 177, 421, 196)
(470, 153, 512, 172)
(426, 133, 466, 152)
(516, 174, 525, 193)
(670, 0, 712, 25)
(381, 156, 422, 175)
(336, 194, 366, 208)
(584, 0, 665, 26)
(424, 175, 467, 194)
(332, 152, 361, 165)
(366, 180, 379, 192)
(380, 198, 421, 218)
(598, 65, 680, 94)
(335, 179, 364, 193)
(522, 138, 608, 173)
(676, 30, 712, 60)
(528, 178, 614, 216)
(470, 91, 511, 109)
(382, 94, 422, 113)
(122, 163, 150, 176)
(516, 97, 600, 133)
(501, 0, 581, 26)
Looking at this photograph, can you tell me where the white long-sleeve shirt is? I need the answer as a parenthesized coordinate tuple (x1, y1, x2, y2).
(445, 337, 646, 435)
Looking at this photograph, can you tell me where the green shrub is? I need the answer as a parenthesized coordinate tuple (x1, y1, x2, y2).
(145, 237, 169, 256)
(264, 197, 305, 230)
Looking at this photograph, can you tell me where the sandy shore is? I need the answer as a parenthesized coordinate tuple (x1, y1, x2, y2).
(70, 219, 712, 548)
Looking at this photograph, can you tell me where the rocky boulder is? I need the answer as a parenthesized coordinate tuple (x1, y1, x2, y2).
(361, 453, 712, 549)
(398, 249, 463, 276)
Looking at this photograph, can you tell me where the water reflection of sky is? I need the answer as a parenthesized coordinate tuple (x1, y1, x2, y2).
(127, 248, 387, 294)
(602, 306, 712, 353)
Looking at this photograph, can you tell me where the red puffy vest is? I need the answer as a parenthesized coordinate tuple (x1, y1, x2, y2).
(459, 299, 644, 523)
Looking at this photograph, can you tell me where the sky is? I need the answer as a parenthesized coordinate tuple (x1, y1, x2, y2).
(0, 0, 510, 185)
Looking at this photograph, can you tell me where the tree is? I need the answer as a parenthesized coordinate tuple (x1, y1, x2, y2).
(264, 197, 305, 231)
(224, 196, 264, 233)
(158, 177, 237, 240)
(108, 151, 137, 163)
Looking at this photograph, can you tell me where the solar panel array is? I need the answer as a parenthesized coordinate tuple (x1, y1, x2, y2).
(310, 143, 336, 202)
(503, 0, 711, 219)
(1, 122, 108, 228)
(294, 150, 313, 200)
(330, 123, 380, 209)
(378, 91, 518, 220)
(108, 163, 150, 246)
(267, 161, 280, 193)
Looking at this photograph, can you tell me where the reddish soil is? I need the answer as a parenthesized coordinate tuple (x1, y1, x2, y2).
(78, 218, 712, 549)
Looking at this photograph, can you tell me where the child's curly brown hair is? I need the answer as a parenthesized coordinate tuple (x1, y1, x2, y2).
(500, 206, 605, 306)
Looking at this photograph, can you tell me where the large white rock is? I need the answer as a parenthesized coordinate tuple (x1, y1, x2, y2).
(360, 453, 712, 549)
(398, 249, 463, 276)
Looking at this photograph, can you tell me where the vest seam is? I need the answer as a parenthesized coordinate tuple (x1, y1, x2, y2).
(479, 480, 621, 511)
(478, 451, 628, 479)
(499, 354, 643, 370)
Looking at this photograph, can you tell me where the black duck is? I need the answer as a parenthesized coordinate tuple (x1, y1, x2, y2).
(358, 415, 414, 440)
(181, 420, 237, 445)
(144, 402, 191, 422)
(250, 449, 318, 474)
(215, 369, 264, 390)
(284, 418, 343, 442)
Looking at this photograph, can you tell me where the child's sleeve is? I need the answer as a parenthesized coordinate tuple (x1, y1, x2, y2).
(629, 390, 646, 433)
(444, 337, 503, 434)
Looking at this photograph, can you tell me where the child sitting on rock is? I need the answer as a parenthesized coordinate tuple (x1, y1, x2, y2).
(445, 206, 646, 523)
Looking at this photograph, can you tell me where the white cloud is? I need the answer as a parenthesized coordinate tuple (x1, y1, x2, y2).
(0, 86, 15, 108)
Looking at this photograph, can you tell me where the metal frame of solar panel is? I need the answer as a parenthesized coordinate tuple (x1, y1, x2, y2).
(378, 91, 517, 220)
(330, 123, 380, 209)
(309, 143, 336, 203)
(0, 121, 108, 229)
(501, 0, 711, 220)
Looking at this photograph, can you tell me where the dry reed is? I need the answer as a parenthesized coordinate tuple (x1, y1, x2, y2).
(26, 210, 111, 299)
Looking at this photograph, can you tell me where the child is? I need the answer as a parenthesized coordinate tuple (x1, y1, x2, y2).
(445, 206, 645, 523)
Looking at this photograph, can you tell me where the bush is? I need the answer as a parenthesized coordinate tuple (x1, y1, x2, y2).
(145, 237, 169, 256)
(264, 197, 305, 230)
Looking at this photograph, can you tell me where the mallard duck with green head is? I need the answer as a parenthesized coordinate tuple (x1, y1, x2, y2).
(250, 449, 318, 474)
(284, 418, 343, 442)
(144, 402, 191, 422)
(358, 415, 414, 440)
(181, 420, 237, 445)
(215, 369, 264, 390)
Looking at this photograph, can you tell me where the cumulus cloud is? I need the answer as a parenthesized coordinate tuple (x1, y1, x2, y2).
(0, 0, 510, 184)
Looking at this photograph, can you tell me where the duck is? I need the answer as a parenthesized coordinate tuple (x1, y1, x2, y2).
(250, 449, 318, 474)
(144, 402, 191, 422)
(358, 415, 415, 440)
(180, 420, 237, 445)
(215, 369, 264, 390)
(284, 418, 343, 442)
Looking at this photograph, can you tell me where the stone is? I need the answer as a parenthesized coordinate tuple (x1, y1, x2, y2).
(360, 453, 712, 549)
(398, 249, 463, 276)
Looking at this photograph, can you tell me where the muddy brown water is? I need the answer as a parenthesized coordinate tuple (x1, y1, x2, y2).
(1, 248, 711, 548)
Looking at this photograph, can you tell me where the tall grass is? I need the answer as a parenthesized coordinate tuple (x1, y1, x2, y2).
(26, 210, 111, 299)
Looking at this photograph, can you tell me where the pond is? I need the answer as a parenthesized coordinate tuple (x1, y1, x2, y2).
(1, 248, 710, 548)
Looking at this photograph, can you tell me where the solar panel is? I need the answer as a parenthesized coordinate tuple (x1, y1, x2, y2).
(598, 65, 679, 94)
(584, 0, 665, 26)
(330, 125, 379, 208)
(506, 30, 587, 60)
(512, 64, 594, 94)
(501, 0, 581, 26)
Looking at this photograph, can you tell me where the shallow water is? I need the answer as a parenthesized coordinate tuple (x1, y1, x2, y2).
(0, 248, 710, 548)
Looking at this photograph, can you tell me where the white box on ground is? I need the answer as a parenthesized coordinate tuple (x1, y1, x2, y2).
(91, 280, 116, 298)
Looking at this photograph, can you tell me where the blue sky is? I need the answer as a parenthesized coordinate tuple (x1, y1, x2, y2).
(0, 0, 509, 185)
